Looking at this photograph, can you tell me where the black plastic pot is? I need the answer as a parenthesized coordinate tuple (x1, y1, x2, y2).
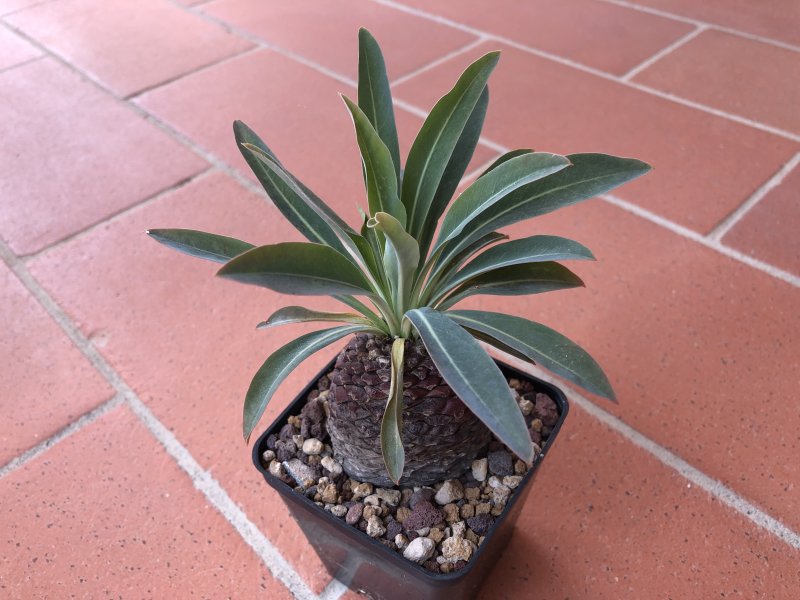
(252, 355, 569, 600)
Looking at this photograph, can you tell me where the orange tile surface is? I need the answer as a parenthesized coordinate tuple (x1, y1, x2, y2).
(2, 1, 799, 598)
(397, 0, 694, 75)
(202, 0, 478, 81)
(0, 59, 205, 255)
(634, 0, 800, 47)
(723, 164, 800, 276)
(634, 29, 800, 134)
(0, 262, 113, 465)
(5, 0, 252, 97)
(0, 405, 292, 599)
(394, 41, 799, 234)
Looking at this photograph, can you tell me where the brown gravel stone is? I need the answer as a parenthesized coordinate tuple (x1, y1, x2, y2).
(396, 506, 412, 524)
(475, 502, 491, 516)
(460, 504, 475, 519)
(345, 502, 364, 526)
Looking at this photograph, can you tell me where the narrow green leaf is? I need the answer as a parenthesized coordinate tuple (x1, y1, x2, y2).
(256, 306, 377, 330)
(435, 152, 571, 248)
(241, 142, 378, 286)
(479, 149, 533, 178)
(464, 327, 533, 364)
(438, 262, 584, 309)
(342, 95, 406, 225)
(440, 153, 651, 265)
(243, 326, 363, 441)
(217, 242, 373, 296)
(233, 121, 352, 255)
(358, 28, 401, 185)
(368, 212, 420, 310)
(405, 308, 532, 462)
(146, 229, 253, 263)
(402, 52, 500, 242)
(381, 338, 406, 484)
(440, 235, 594, 293)
(417, 86, 489, 260)
(448, 310, 616, 401)
(334, 295, 385, 326)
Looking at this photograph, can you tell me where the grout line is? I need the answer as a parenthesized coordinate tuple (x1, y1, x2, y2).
(124, 45, 262, 100)
(0, 54, 44, 75)
(621, 24, 707, 81)
(601, 193, 800, 287)
(391, 35, 487, 87)
(22, 168, 216, 262)
(0, 394, 124, 480)
(706, 151, 800, 242)
(595, 0, 800, 54)
(487, 348, 800, 551)
(0, 242, 324, 600)
(369, 0, 800, 144)
(317, 578, 350, 600)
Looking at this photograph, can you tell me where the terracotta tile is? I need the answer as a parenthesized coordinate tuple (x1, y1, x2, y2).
(201, 0, 477, 81)
(477, 407, 800, 598)
(634, 0, 800, 47)
(136, 48, 494, 215)
(28, 172, 354, 592)
(0, 25, 41, 71)
(0, 262, 112, 465)
(722, 164, 800, 276)
(396, 0, 693, 75)
(634, 29, 800, 135)
(456, 199, 800, 530)
(5, 0, 252, 97)
(394, 41, 799, 233)
(0, 405, 292, 599)
(0, 59, 205, 256)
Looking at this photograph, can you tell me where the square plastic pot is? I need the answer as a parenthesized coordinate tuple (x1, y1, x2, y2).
(252, 355, 569, 600)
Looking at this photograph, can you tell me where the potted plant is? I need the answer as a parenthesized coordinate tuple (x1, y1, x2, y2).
(147, 29, 649, 599)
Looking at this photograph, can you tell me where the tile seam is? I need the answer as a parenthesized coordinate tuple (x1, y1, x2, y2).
(595, 0, 800, 54)
(0, 393, 124, 480)
(620, 24, 707, 81)
(390, 35, 487, 87)
(21, 167, 216, 262)
(706, 151, 800, 242)
(369, 0, 800, 143)
(0, 242, 325, 600)
(601, 192, 800, 287)
(0, 54, 44, 75)
(488, 349, 800, 551)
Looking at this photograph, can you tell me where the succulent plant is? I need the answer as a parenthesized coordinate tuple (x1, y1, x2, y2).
(147, 29, 650, 485)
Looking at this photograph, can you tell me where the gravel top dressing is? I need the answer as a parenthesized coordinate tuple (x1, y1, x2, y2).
(260, 369, 559, 574)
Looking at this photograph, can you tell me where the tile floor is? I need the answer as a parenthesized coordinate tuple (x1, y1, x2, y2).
(1, 1, 798, 598)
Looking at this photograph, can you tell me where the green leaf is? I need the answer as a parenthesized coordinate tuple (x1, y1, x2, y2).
(440, 153, 651, 264)
(438, 262, 584, 309)
(146, 229, 253, 263)
(243, 326, 363, 441)
(417, 86, 489, 260)
(448, 310, 616, 401)
(440, 235, 594, 294)
(358, 28, 401, 186)
(233, 121, 353, 255)
(479, 149, 533, 178)
(241, 142, 378, 286)
(405, 308, 532, 462)
(368, 212, 420, 310)
(342, 95, 406, 225)
(217, 242, 373, 296)
(435, 152, 571, 248)
(402, 52, 500, 242)
(256, 306, 378, 330)
(380, 338, 406, 484)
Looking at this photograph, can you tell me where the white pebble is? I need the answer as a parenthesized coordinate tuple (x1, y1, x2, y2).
(302, 438, 324, 455)
(366, 515, 386, 538)
(471, 458, 488, 482)
(320, 455, 343, 476)
(402, 537, 435, 563)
